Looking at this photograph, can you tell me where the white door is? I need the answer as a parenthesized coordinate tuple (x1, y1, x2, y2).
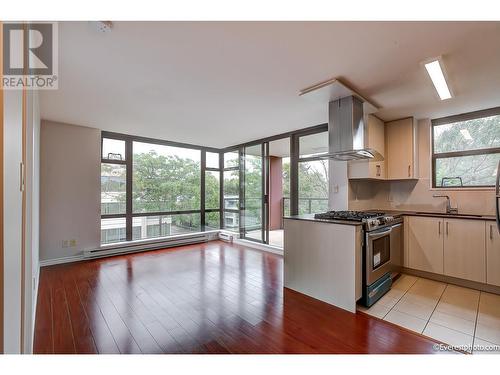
(3, 89, 24, 353)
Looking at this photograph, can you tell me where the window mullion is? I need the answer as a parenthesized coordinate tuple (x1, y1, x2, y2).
(125, 138, 133, 241)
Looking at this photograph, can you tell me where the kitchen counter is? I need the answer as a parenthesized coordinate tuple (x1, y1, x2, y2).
(283, 214, 364, 226)
(283, 217, 363, 313)
(382, 210, 495, 221)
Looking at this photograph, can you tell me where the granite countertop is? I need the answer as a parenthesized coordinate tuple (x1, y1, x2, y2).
(284, 211, 496, 225)
(283, 214, 364, 226)
(383, 210, 496, 221)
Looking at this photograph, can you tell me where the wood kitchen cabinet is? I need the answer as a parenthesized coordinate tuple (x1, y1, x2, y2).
(385, 117, 418, 180)
(487, 222, 500, 286)
(443, 218, 486, 283)
(407, 216, 443, 274)
(348, 115, 386, 179)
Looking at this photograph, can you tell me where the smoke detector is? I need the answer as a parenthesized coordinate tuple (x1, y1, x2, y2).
(91, 21, 113, 33)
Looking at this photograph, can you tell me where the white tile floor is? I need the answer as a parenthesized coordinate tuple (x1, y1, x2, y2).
(358, 274, 500, 354)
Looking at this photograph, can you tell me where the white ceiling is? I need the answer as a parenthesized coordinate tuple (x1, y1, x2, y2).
(40, 21, 500, 148)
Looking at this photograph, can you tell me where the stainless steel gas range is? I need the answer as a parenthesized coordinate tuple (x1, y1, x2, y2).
(314, 210, 404, 307)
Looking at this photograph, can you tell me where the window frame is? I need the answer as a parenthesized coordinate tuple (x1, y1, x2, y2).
(100, 122, 330, 244)
(431, 106, 500, 189)
(101, 131, 222, 244)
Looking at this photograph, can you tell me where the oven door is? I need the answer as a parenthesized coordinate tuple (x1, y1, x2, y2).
(365, 227, 392, 285)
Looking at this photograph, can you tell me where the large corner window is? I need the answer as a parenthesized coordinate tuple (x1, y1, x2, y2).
(432, 107, 500, 188)
(100, 133, 222, 245)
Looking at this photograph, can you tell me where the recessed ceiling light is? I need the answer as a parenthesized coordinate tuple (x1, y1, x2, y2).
(424, 59, 452, 100)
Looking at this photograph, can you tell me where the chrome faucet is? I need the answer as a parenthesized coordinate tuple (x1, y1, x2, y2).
(433, 194, 458, 214)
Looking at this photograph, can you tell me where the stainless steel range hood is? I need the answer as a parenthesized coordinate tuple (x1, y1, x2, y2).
(326, 96, 383, 161)
(299, 79, 383, 161)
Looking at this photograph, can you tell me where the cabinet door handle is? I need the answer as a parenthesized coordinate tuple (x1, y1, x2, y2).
(376, 165, 381, 177)
(408, 165, 411, 177)
(438, 221, 441, 235)
(446, 222, 449, 236)
(19, 162, 25, 192)
(491, 225, 494, 240)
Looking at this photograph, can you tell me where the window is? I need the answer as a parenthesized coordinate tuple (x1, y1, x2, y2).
(205, 171, 220, 209)
(133, 141, 201, 213)
(299, 131, 329, 158)
(298, 160, 329, 214)
(102, 138, 125, 161)
(432, 108, 500, 188)
(297, 131, 329, 214)
(100, 132, 220, 245)
(205, 212, 220, 230)
(223, 151, 240, 232)
(206, 152, 220, 169)
(101, 163, 126, 215)
(224, 151, 239, 168)
(132, 214, 201, 241)
(101, 218, 126, 244)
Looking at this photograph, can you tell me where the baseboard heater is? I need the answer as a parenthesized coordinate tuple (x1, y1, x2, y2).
(84, 231, 220, 259)
(218, 231, 234, 243)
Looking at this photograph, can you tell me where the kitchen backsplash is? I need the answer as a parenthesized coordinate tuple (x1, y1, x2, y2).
(349, 178, 495, 216)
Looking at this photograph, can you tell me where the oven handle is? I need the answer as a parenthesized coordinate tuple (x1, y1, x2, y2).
(367, 227, 392, 240)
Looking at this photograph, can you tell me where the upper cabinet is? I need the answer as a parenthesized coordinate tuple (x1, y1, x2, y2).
(348, 115, 386, 179)
(385, 117, 418, 180)
(348, 116, 418, 180)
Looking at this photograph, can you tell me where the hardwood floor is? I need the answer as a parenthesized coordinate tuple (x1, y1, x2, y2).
(34, 241, 443, 354)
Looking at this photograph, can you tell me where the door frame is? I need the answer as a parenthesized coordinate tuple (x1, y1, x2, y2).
(239, 142, 269, 244)
(0, 20, 4, 354)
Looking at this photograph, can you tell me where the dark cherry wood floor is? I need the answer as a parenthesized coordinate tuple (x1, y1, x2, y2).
(34, 240, 443, 354)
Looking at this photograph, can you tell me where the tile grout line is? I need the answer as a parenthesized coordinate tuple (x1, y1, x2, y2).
(421, 283, 448, 334)
(471, 291, 482, 354)
(381, 276, 420, 320)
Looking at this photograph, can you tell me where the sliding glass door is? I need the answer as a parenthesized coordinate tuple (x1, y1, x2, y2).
(240, 143, 269, 243)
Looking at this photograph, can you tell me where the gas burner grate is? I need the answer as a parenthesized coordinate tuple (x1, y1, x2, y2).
(314, 210, 384, 221)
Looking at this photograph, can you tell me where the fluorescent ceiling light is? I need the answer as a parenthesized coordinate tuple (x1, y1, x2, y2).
(424, 59, 452, 100)
(460, 129, 473, 140)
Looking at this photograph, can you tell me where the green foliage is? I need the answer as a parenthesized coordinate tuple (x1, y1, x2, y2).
(132, 151, 202, 212)
(434, 116, 500, 186)
(103, 149, 330, 233)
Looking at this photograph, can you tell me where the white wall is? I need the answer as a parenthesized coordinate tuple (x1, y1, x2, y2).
(329, 160, 348, 210)
(3, 89, 23, 353)
(349, 119, 496, 215)
(40, 120, 101, 262)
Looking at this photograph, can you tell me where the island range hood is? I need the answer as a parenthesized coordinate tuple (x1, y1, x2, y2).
(299, 79, 383, 161)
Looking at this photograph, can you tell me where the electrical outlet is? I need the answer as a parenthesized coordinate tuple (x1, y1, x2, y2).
(69, 239, 77, 247)
(62, 240, 69, 248)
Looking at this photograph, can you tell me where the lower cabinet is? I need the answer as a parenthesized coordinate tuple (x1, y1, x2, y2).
(443, 218, 486, 283)
(487, 222, 500, 286)
(407, 216, 443, 274)
(407, 216, 491, 285)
